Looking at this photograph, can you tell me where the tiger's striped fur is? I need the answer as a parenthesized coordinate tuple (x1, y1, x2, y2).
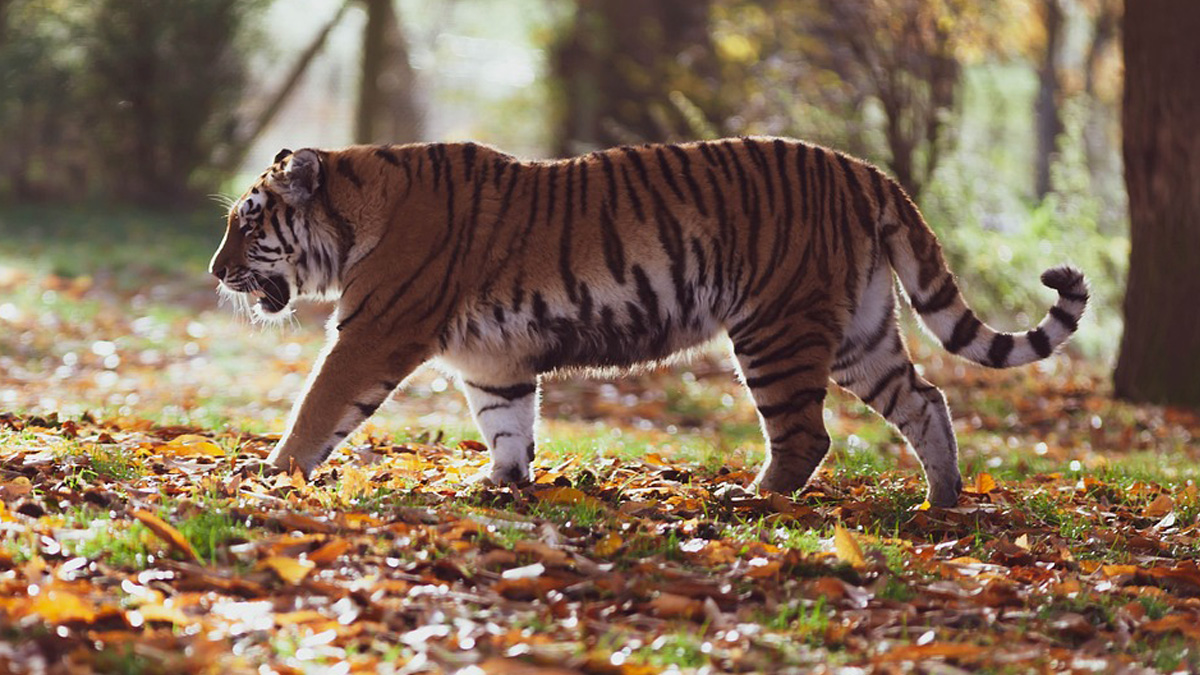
(209, 138, 1088, 506)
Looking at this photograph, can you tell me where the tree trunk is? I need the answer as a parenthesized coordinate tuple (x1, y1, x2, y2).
(355, 0, 420, 145)
(1034, 0, 1064, 199)
(1112, 0, 1200, 409)
(550, 0, 721, 155)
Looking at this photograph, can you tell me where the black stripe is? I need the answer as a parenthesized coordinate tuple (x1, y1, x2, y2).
(1028, 327, 1052, 358)
(756, 388, 826, 419)
(620, 166, 646, 222)
(943, 312, 981, 354)
(654, 147, 685, 201)
(354, 401, 379, 417)
(461, 142, 477, 181)
(491, 431, 515, 447)
(742, 138, 776, 216)
(1049, 306, 1079, 332)
(987, 333, 1015, 368)
(622, 146, 651, 188)
(863, 363, 909, 404)
(465, 381, 537, 401)
(631, 265, 661, 325)
(599, 152, 619, 213)
(669, 145, 709, 217)
(1057, 290, 1089, 303)
(746, 333, 830, 371)
(578, 158, 589, 214)
(770, 424, 822, 446)
(599, 205, 627, 284)
(744, 362, 816, 390)
(374, 147, 400, 166)
(772, 139, 795, 226)
(477, 402, 513, 415)
(336, 158, 362, 189)
(911, 276, 958, 314)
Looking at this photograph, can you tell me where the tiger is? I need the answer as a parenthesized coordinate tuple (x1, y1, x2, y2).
(208, 138, 1088, 507)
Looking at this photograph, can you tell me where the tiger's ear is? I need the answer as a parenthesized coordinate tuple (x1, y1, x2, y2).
(276, 148, 322, 205)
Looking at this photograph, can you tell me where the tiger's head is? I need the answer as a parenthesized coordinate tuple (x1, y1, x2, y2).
(209, 148, 344, 319)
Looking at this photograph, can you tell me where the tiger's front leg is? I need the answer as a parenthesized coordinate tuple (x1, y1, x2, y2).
(459, 375, 539, 484)
(267, 332, 428, 476)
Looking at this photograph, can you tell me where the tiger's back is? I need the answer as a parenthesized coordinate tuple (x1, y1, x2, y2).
(210, 137, 1087, 506)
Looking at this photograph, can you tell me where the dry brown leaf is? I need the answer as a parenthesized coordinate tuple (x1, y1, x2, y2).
(1143, 494, 1174, 519)
(875, 642, 988, 663)
(648, 592, 704, 620)
(131, 509, 199, 562)
(307, 538, 352, 566)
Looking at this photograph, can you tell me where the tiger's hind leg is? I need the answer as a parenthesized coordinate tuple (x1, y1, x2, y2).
(831, 270, 963, 506)
(460, 375, 539, 485)
(731, 322, 837, 496)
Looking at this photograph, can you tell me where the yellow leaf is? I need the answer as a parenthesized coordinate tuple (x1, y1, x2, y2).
(593, 532, 623, 557)
(261, 556, 316, 585)
(915, 500, 932, 511)
(1014, 533, 1030, 550)
(130, 509, 199, 562)
(833, 524, 867, 568)
(162, 434, 225, 457)
(536, 487, 605, 510)
(129, 602, 192, 626)
(32, 589, 96, 624)
(974, 473, 997, 494)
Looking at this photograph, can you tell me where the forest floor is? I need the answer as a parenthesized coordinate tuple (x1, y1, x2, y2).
(1, 208, 1198, 674)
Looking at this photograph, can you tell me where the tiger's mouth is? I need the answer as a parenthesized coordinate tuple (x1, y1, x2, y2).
(249, 273, 291, 314)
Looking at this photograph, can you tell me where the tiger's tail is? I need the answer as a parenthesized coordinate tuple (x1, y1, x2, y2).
(883, 186, 1089, 368)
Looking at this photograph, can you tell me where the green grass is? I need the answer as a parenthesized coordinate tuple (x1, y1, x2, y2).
(761, 596, 830, 643)
(0, 206, 218, 287)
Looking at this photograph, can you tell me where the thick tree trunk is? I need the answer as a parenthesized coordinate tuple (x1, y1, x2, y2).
(1112, 0, 1200, 408)
(355, 0, 420, 145)
(1034, 0, 1064, 199)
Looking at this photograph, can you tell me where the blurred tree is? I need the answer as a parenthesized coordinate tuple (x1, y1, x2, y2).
(0, 1, 80, 201)
(355, 0, 421, 144)
(0, 0, 265, 207)
(1113, 0, 1200, 408)
(81, 0, 265, 206)
(549, 0, 728, 155)
(1034, 0, 1064, 199)
(712, 0, 1026, 199)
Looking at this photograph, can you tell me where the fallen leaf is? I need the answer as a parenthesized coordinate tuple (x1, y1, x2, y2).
(161, 434, 225, 457)
(834, 524, 867, 568)
(648, 592, 704, 620)
(875, 642, 987, 663)
(1143, 494, 1174, 519)
(307, 538, 352, 566)
(974, 472, 997, 494)
(261, 556, 316, 585)
(31, 588, 97, 624)
(535, 486, 605, 511)
(593, 532, 623, 557)
(131, 509, 199, 562)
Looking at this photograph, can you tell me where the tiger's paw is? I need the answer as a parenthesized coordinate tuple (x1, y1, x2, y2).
(926, 471, 964, 508)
